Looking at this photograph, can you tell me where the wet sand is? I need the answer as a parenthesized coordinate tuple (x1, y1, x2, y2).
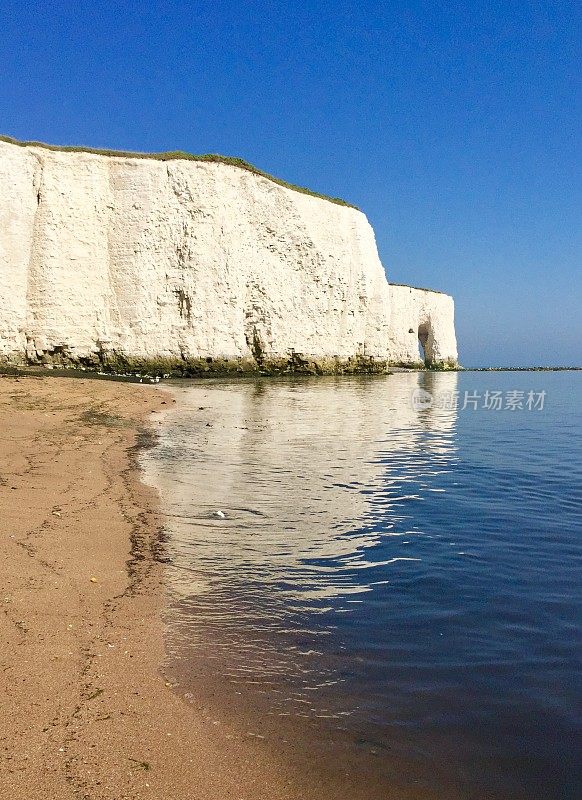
(0, 375, 401, 800)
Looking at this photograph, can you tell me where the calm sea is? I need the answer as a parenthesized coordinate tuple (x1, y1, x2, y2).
(141, 371, 581, 799)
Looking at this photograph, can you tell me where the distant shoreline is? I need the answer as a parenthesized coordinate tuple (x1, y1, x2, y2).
(464, 366, 581, 372)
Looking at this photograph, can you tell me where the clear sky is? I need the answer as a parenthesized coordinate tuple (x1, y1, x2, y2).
(1, 1, 580, 366)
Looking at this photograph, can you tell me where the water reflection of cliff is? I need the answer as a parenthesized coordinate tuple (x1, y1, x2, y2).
(141, 372, 458, 709)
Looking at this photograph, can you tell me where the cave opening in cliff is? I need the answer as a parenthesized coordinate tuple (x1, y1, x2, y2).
(418, 322, 433, 366)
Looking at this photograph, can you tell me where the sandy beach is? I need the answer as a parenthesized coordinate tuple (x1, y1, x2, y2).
(0, 374, 404, 800)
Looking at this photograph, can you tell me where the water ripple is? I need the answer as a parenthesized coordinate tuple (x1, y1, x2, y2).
(141, 371, 582, 799)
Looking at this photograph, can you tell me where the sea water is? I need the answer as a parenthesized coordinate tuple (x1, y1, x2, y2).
(141, 371, 581, 799)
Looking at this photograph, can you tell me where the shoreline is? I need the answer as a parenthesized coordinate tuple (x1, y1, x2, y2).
(0, 375, 397, 800)
(1, 364, 580, 387)
(4, 373, 575, 799)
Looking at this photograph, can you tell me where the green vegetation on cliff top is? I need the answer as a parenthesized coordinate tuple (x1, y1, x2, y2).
(0, 134, 356, 209)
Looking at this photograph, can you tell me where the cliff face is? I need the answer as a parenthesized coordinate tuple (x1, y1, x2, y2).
(0, 139, 457, 373)
(387, 285, 458, 366)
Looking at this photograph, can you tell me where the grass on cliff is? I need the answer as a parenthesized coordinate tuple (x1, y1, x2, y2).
(0, 134, 357, 209)
(389, 282, 445, 295)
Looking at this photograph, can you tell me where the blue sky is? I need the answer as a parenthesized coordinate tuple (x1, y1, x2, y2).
(1, 0, 580, 366)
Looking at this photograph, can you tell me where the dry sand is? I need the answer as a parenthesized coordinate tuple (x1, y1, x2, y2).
(0, 374, 405, 800)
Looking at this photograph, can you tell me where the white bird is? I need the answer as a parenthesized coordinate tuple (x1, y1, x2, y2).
(214, 510, 226, 519)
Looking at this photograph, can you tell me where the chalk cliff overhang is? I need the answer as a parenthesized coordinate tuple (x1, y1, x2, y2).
(0, 136, 458, 375)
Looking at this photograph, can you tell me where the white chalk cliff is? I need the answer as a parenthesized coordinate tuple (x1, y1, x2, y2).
(0, 137, 457, 373)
